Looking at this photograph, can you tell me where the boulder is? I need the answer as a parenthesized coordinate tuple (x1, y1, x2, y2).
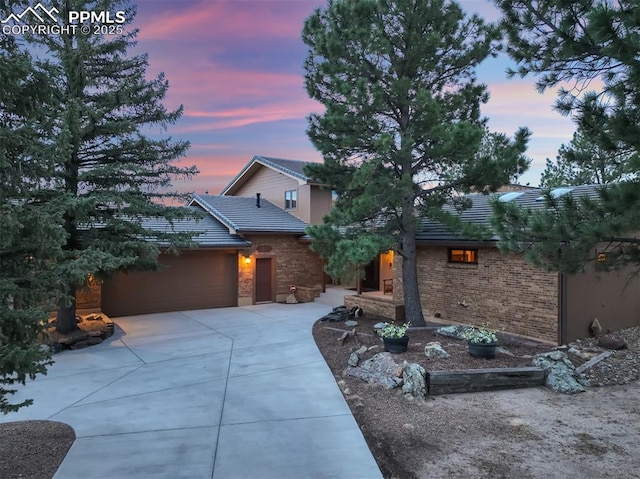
(402, 361, 426, 400)
(597, 335, 627, 350)
(533, 351, 587, 394)
(346, 352, 403, 389)
(424, 341, 449, 359)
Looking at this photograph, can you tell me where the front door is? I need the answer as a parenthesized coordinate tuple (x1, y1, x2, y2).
(255, 257, 273, 303)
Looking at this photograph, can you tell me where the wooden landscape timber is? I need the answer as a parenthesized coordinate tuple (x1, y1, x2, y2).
(427, 367, 546, 395)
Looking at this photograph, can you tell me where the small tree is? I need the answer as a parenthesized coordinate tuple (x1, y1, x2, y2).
(303, 0, 529, 326)
(494, 0, 640, 272)
(0, 23, 62, 413)
(25, 0, 198, 332)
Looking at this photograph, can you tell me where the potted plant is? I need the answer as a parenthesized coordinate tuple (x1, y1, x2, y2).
(377, 322, 411, 353)
(463, 325, 498, 358)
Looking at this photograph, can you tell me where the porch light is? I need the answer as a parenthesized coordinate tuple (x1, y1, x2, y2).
(243, 255, 252, 265)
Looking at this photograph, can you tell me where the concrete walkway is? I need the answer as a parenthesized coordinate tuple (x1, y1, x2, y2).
(1, 287, 382, 479)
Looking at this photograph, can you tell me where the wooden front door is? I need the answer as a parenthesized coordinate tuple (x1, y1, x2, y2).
(255, 257, 273, 303)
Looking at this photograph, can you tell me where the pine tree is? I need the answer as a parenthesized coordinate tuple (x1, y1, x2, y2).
(0, 19, 63, 413)
(493, 0, 640, 273)
(540, 125, 633, 187)
(24, 0, 197, 332)
(303, 0, 530, 326)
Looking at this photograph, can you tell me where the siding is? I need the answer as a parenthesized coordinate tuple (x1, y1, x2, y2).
(395, 246, 559, 343)
(565, 256, 640, 342)
(234, 166, 300, 212)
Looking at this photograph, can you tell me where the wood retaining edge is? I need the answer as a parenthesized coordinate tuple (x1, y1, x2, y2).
(427, 367, 546, 395)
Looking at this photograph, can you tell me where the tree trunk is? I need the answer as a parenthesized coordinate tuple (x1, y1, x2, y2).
(56, 294, 78, 334)
(401, 223, 426, 327)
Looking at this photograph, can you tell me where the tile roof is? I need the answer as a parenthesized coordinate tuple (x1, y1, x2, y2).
(140, 207, 250, 248)
(417, 185, 603, 243)
(221, 155, 321, 195)
(191, 194, 308, 234)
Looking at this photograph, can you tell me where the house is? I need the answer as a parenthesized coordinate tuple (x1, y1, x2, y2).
(347, 185, 640, 344)
(221, 155, 333, 225)
(85, 156, 327, 317)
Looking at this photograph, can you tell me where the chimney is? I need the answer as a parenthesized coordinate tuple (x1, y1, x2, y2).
(256, 192, 261, 208)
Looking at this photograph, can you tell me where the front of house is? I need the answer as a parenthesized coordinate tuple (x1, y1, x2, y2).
(83, 156, 329, 317)
(82, 157, 640, 346)
(348, 186, 640, 345)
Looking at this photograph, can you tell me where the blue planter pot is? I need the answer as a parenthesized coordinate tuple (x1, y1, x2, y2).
(467, 341, 497, 359)
(383, 336, 409, 353)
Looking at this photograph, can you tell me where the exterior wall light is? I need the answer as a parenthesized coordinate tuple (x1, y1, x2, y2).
(244, 255, 252, 265)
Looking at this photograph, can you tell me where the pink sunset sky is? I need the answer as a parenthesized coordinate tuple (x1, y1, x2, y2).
(133, 0, 577, 195)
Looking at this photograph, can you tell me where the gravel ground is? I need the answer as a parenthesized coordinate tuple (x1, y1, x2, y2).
(313, 317, 640, 479)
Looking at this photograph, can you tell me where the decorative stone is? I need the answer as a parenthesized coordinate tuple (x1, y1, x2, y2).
(373, 322, 386, 330)
(402, 361, 426, 400)
(424, 341, 449, 359)
(434, 325, 468, 340)
(590, 318, 603, 337)
(69, 340, 89, 350)
(345, 320, 359, 327)
(597, 335, 627, 350)
(533, 351, 587, 394)
(496, 346, 514, 356)
(355, 346, 368, 355)
(285, 294, 298, 304)
(346, 352, 403, 389)
(348, 352, 361, 367)
(85, 313, 103, 321)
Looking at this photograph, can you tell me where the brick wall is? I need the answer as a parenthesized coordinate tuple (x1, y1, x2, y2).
(240, 235, 324, 304)
(395, 246, 559, 343)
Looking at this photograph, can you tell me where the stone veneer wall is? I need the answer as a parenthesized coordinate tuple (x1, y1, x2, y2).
(394, 246, 559, 344)
(344, 295, 405, 322)
(75, 279, 102, 311)
(238, 235, 324, 305)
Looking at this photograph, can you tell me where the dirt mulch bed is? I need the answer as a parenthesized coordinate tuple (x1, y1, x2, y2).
(313, 315, 640, 479)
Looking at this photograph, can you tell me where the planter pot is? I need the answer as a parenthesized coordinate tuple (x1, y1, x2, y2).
(467, 341, 497, 359)
(383, 336, 409, 354)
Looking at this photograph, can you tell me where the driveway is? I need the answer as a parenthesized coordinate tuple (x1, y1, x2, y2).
(1, 287, 382, 479)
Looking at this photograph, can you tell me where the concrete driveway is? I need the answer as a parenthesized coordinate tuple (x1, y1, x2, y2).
(1, 287, 382, 479)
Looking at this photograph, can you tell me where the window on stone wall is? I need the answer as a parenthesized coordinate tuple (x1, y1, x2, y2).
(448, 248, 478, 264)
(285, 190, 297, 209)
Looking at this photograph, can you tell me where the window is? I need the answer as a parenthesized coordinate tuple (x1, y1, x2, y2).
(285, 190, 297, 209)
(448, 248, 478, 264)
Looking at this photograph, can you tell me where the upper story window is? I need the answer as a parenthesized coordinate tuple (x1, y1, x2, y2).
(448, 248, 478, 264)
(285, 190, 297, 210)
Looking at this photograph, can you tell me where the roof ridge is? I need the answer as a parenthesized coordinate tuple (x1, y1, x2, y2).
(191, 194, 241, 232)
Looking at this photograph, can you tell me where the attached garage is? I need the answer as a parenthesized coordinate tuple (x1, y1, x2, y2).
(102, 249, 238, 317)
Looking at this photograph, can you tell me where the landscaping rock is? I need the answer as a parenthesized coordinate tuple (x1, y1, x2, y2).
(321, 306, 349, 322)
(402, 361, 426, 400)
(597, 335, 627, 350)
(533, 351, 587, 394)
(347, 346, 368, 367)
(85, 313, 104, 321)
(496, 346, 515, 357)
(346, 352, 403, 389)
(345, 320, 359, 327)
(424, 341, 449, 359)
(373, 322, 386, 331)
(348, 352, 361, 367)
(435, 325, 468, 340)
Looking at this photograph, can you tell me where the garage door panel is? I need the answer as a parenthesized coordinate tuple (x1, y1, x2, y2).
(102, 250, 238, 317)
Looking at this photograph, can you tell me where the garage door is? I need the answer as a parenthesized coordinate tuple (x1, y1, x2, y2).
(102, 250, 238, 317)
